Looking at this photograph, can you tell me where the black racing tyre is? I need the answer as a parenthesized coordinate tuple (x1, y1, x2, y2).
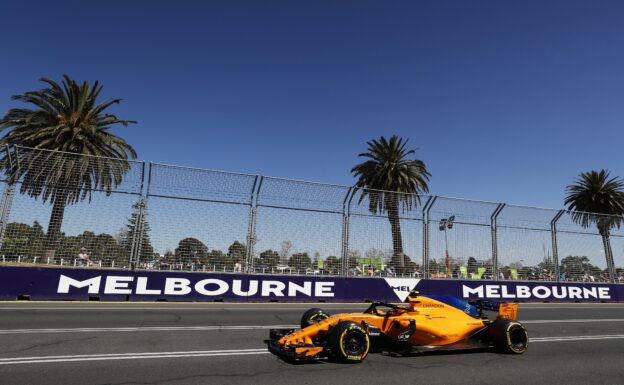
(300, 308, 331, 329)
(489, 318, 528, 354)
(328, 321, 370, 363)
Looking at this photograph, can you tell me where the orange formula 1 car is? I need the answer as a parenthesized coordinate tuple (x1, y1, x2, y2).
(267, 292, 528, 363)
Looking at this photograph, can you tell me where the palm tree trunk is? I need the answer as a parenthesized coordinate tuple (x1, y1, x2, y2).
(600, 230, 615, 283)
(387, 202, 405, 272)
(43, 192, 67, 261)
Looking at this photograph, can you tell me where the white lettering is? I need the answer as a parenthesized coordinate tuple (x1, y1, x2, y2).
(462, 285, 484, 298)
(315, 282, 335, 297)
(485, 285, 500, 298)
(164, 278, 191, 295)
(232, 280, 258, 296)
(104, 276, 133, 294)
(582, 287, 598, 299)
(598, 287, 611, 299)
(516, 286, 531, 299)
(551, 286, 567, 299)
(135, 277, 161, 295)
(57, 275, 101, 294)
(568, 287, 582, 299)
(195, 279, 229, 296)
(532, 286, 550, 299)
(288, 282, 312, 297)
(261, 281, 286, 296)
(501, 285, 515, 299)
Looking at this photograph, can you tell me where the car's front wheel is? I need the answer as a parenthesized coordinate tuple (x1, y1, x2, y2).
(328, 321, 370, 363)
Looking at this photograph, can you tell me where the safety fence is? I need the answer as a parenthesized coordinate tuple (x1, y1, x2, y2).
(0, 145, 623, 283)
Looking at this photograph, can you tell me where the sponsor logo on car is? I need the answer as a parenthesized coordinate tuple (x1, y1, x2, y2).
(418, 303, 444, 308)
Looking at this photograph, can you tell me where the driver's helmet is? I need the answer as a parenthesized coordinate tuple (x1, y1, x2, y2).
(406, 290, 419, 302)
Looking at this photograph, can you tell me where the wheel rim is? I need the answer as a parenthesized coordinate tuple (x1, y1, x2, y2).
(342, 332, 367, 355)
(509, 327, 527, 349)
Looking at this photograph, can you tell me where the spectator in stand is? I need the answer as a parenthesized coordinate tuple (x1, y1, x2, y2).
(367, 265, 374, 277)
(77, 248, 91, 266)
(233, 259, 242, 272)
(385, 265, 394, 277)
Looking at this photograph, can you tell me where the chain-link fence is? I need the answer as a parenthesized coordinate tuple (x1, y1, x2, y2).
(0, 145, 144, 268)
(0, 145, 622, 283)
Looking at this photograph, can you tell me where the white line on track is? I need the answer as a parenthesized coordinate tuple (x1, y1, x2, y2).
(0, 325, 298, 334)
(523, 318, 624, 324)
(0, 349, 270, 365)
(2, 318, 624, 334)
(531, 334, 624, 342)
(2, 334, 624, 365)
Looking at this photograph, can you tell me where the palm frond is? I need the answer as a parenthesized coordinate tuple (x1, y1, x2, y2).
(565, 170, 624, 235)
(0, 75, 137, 205)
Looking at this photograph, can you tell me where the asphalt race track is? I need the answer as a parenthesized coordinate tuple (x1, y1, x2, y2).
(0, 302, 623, 385)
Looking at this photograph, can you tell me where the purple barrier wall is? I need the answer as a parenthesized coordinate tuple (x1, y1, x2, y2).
(1, 265, 622, 302)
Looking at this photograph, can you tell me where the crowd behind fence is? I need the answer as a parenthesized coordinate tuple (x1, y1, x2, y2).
(0, 145, 623, 283)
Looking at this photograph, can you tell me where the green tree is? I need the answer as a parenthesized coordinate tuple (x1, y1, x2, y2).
(565, 170, 624, 279)
(206, 249, 230, 270)
(90, 233, 124, 265)
(259, 249, 280, 269)
(289, 252, 312, 270)
(120, 199, 154, 265)
(351, 135, 431, 273)
(326, 256, 340, 274)
(0, 75, 137, 260)
(0, 221, 45, 258)
(559, 255, 603, 280)
(175, 238, 208, 266)
(228, 240, 247, 264)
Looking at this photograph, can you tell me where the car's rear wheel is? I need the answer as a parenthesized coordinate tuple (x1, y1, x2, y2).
(300, 308, 331, 329)
(328, 321, 370, 363)
(489, 318, 528, 354)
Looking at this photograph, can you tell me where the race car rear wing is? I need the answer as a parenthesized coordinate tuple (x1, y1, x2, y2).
(468, 299, 518, 320)
(497, 303, 518, 320)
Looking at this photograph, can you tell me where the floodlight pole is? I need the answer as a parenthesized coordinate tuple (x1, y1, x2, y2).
(491, 203, 506, 281)
(341, 188, 354, 277)
(246, 176, 262, 272)
(439, 216, 454, 277)
(550, 210, 565, 282)
(422, 196, 437, 279)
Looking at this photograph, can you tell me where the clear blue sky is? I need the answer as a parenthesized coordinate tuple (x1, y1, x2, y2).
(2, 0, 624, 209)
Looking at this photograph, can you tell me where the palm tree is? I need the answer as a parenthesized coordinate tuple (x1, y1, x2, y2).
(0, 75, 137, 259)
(351, 135, 431, 273)
(565, 170, 624, 281)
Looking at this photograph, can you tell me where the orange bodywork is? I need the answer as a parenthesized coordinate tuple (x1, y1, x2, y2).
(276, 296, 520, 359)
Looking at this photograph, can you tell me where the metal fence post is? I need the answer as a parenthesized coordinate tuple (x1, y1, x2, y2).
(0, 145, 16, 252)
(245, 176, 261, 272)
(491, 203, 505, 281)
(422, 196, 437, 279)
(550, 210, 565, 282)
(340, 188, 353, 277)
(129, 161, 147, 270)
